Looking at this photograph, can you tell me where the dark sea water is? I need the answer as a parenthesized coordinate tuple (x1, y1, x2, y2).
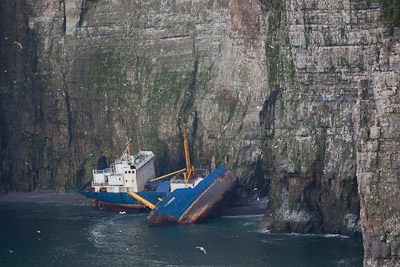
(0, 203, 363, 267)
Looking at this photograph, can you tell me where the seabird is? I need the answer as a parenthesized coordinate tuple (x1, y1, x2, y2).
(13, 41, 23, 49)
(196, 246, 207, 255)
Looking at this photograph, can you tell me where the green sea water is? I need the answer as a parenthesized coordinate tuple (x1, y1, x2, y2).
(0, 203, 363, 266)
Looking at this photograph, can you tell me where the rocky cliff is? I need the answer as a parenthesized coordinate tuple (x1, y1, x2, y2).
(258, 0, 400, 265)
(1, 0, 399, 265)
(0, 0, 267, 192)
(259, 0, 362, 236)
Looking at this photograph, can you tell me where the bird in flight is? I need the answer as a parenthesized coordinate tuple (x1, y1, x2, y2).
(13, 41, 23, 49)
(196, 246, 207, 255)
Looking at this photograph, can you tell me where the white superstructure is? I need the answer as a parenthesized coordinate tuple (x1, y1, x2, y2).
(92, 150, 155, 193)
(170, 177, 204, 192)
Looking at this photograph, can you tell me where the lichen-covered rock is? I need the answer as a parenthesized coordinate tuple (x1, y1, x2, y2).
(1, 0, 400, 265)
(0, 0, 267, 192)
(259, 0, 364, 236)
(353, 37, 400, 266)
(258, 0, 400, 265)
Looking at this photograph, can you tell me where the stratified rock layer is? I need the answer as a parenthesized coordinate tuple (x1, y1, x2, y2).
(0, 0, 267, 191)
(258, 0, 400, 265)
(259, 0, 365, 236)
(1, 0, 400, 266)
(353, 29, 400, 267)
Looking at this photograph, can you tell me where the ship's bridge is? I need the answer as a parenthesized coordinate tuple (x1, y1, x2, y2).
(92, 151, 155, 192)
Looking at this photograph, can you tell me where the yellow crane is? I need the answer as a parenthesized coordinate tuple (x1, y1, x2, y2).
(182, 122, 195, 184)
(149, 122, 195, 183)
(131, 123, 195, 209)
(127, 191, 155, 209)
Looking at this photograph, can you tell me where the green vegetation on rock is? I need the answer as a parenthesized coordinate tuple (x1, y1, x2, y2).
(379, 0, 400, 31)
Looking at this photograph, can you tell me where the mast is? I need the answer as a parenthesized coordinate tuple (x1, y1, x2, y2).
(126, 137, 131, 163)
(183, 123, 193, 182)
(149, 123, 194, 184)
(183, 123, 191, 173)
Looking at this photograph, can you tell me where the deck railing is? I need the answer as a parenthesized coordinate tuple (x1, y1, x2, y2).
(94, 168, 113, 174)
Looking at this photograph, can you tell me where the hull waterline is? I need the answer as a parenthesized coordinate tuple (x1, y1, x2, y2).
(148, 166, 238, 226)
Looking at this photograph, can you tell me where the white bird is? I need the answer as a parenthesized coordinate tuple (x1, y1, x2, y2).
(37, 230, 41, 234)
(253, 187, 258, 191)
(119, 211, 126, 215)
(196, 246, 207, 255)
(257, 197, 260, 201)
(9, 250, 13, 253)
(13, 41, 23, 50)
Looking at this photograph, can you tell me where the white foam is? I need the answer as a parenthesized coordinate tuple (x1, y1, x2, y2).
(281, 232, 350, 238)
(221, 214, 264, 219)
(257, 228, 271, 234)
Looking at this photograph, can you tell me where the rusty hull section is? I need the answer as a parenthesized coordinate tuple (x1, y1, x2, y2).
(179, 171, 238, 223)
(148, 168, 238, 226)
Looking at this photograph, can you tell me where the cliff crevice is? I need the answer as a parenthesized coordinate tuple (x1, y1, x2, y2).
(1, 1, 400, 265)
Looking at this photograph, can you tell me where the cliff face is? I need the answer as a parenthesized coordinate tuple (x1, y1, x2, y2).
(0, 0, 267, 192)
(259, 0, 362, 236)
(1, 0, 400, 265)
(258, 0, 400, 265)
(353, 22, 400, 267)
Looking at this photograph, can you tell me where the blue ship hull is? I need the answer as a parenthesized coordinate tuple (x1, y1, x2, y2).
(78, 182, 167, 211)
(148, 166, 238, 226)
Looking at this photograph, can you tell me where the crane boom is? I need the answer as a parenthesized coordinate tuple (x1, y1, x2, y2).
(182, 123, 193, 182)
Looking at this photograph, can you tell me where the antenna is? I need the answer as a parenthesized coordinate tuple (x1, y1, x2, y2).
(125, 137, 132, 163)
(136, 131, 141, 151)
